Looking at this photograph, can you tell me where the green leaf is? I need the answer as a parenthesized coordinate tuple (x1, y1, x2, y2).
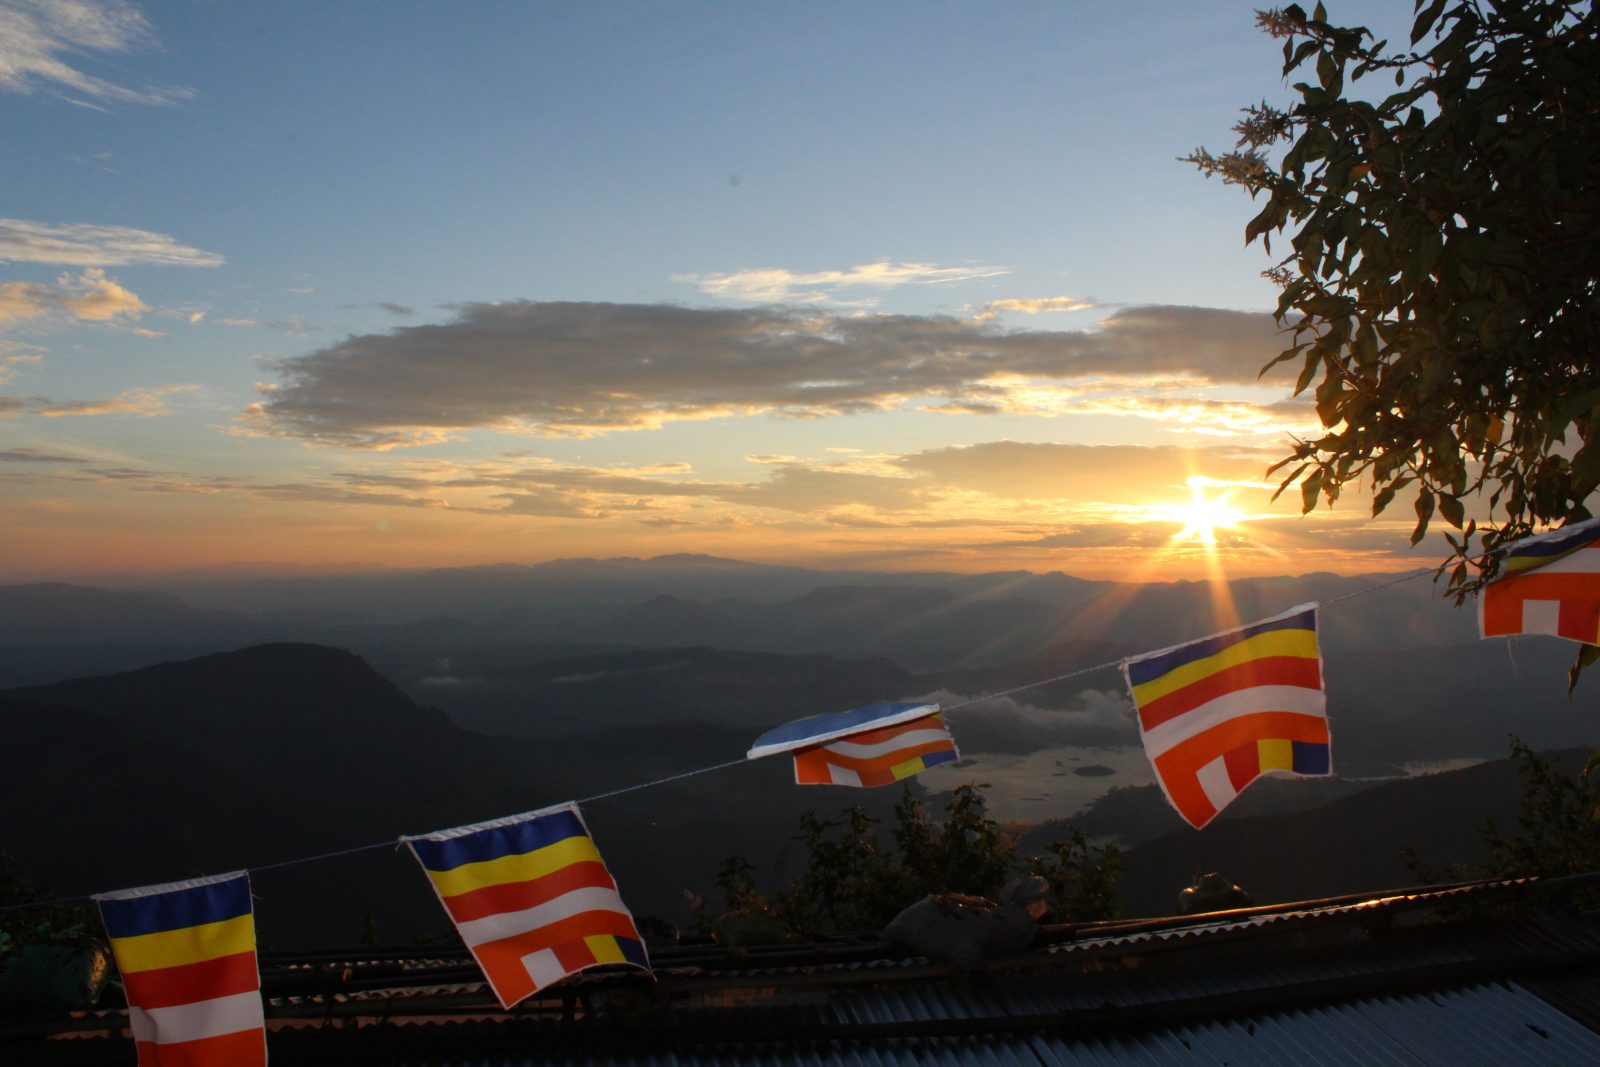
(1411, 489, 1435, 545)
(1300, 468, 1324, 513)
(1569, 644, 1600, 698)
(1411, 0, 1446, 44)
(1372, 482, 1398, 515)
(1294, 349, 1320, 394)
(1439, 494, 1465, 529)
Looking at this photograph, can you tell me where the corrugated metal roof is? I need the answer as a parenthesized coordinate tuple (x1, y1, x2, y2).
(257, 982, 1600, 1066)
(14, 879, 1600, 1064)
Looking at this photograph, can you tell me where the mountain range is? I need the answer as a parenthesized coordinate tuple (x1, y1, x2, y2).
(3, 555, 1595, 943)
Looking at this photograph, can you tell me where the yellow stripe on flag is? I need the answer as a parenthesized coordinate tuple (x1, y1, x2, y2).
(425, 835, 602, 899)
(1257, 737, 1294, 772)
(585, 934, 626, 964)
(109, 913, 255, 974)
(1131, 628, 1318, 706)
(890, 755, 928, 780)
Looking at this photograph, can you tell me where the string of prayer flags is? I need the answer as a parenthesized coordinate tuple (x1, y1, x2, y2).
(405, 803, 650, 1008)
(1123, 604, 1331, 829)
(747, 700, 959, 787)
(1479, 515, 1600, 645)
(95, 871, 267, 1067)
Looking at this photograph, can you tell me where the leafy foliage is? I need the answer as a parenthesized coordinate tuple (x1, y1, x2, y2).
(694, 784, 1122, 940)
(0, 852, 94, 957)
(1409, 738, 1600, 910)
(1029, 827, 1126, 923)
(1189, 1, 1600, 594)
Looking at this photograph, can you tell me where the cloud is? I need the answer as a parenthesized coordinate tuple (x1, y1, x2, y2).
(725, 464, 925, 514)
(0, 218, 222, 266)
(491, 488, 610, 518)
(242, 301, 1288, 449)
(219, 316, 319, 333)
(64, 268, 146, 319)
(978, 296, 1097, 320)
(0, 0, 193, 106)
(918, 688, 1138, 754)
(679, 259, 1010, 304)
(0, 447, 87, 463)
(990, 523, 1188, 550)
(894, 441, 1272, 503)
(31, 383, 196, 417)
(0, 268, 148, 325)
(0, 342, 41, 382)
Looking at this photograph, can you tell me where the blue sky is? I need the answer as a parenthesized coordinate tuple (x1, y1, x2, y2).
(0, 0, 1428, 580)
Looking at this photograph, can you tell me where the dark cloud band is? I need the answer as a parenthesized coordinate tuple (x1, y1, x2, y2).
(243, 301, 1285, 449)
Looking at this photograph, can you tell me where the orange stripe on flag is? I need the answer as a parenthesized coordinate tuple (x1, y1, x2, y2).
(1482, 572, 1600, 635)
(471, 911, 641, 1005)
(131, 1027, 265, 1067)
(1136, 655, 1321, 731)
(794, 738, 952, 780)
(1153, 712, 1329, 827)
(441, 861, 617, 924)
(119, 951, 260, 1013)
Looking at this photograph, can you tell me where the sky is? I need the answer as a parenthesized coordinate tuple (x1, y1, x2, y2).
(0, 0, 1432, 583)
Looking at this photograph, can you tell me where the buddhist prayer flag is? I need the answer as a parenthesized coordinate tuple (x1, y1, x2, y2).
(1479, 516, 1600, 645)
(95, 872, 266, 1067)
(1123, 605, 1330, 830)
(747, 701, 959, 787)
(405, 803, 650, 1008)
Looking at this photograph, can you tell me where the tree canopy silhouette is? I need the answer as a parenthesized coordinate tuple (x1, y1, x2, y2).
(1189, 2, 1600, 596)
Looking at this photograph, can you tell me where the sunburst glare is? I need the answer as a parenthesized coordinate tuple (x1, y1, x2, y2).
(1170, 476, 1247, 547)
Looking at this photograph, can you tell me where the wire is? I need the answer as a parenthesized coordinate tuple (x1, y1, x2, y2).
(0, 564, 1456, 914)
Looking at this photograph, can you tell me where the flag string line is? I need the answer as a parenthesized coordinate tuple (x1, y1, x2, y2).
(0, 565, 1442, 915)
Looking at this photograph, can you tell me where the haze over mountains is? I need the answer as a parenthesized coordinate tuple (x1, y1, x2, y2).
(4, 555, 1595, 942)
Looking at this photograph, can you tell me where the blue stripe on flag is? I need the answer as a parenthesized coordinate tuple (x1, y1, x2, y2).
(748, 701, 936, 757)
(408, 807, 588, 873)
(1124, 607, 1316, 688)
(1506, 516, 1600, 562)
(97, 876, 253, 939)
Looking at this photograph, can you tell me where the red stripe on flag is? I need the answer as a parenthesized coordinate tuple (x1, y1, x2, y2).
(794, 738, 953, 785)
(1223, 743, 1259, 791)
(1137, 656, 1322, 730)
(821, 713, 942, 747)
(553, 938, 597, 973)
(1559, 599, 1600, 644)
(1482, 572, 1600, 635)
(120, 951, 260, 1012)
(132, 1027, 265, 1067)
(441, 861, 617, 924)
(1153, 712, 1330, 828)
(472, 910, 641, 1005)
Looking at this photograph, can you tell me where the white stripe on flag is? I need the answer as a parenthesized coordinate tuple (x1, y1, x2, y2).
(822, 727, 949, 759)
(454, 885, 630, 949)
(127, 991, 263, 1046)
(1195, 754, 1237, 815)
(825, 764, 863, 787)
(1523, 600, 1562, 637)
(1539, 545, 1600, 574)
(1142, 685, 1325, 759)
(520, 947, 570, 990)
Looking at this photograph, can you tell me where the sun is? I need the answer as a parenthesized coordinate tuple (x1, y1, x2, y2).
(1171, 477, 1247, 546)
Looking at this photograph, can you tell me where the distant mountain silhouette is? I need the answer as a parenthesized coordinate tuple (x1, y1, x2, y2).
(4, 639, 1589, 945)
(0, 643, 910, 944)
(1, 645, 553, 943)
(1109, 748, 1592, 916)
(423, 645, 919, 739)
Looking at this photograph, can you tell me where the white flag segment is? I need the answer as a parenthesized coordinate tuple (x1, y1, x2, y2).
(747, 701, 940, 759)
